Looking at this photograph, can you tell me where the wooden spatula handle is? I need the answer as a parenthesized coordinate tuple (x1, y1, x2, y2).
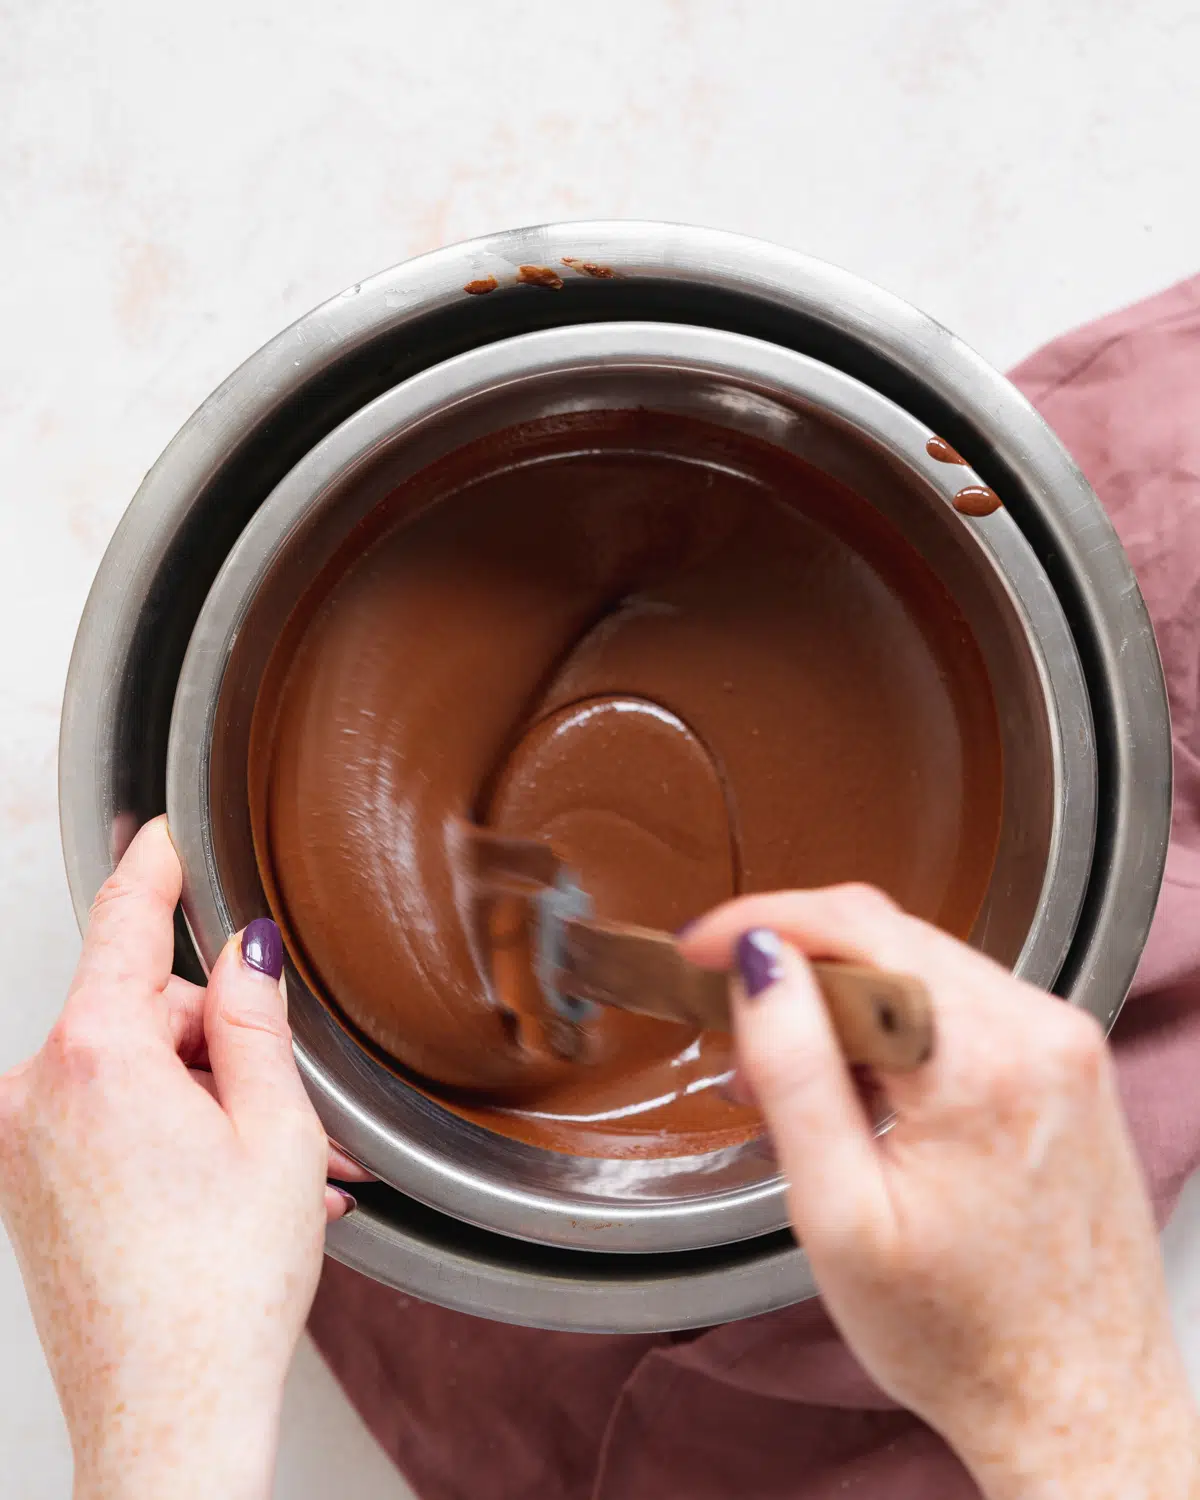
(557, 918, 934, 1072)
(808, 962, 933, 1072)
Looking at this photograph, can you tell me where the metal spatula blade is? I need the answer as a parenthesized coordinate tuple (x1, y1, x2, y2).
(459, 823, 934, 1073)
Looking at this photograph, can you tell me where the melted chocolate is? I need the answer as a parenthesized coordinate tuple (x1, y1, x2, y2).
(561, 257, 618, 279)
(926, 434, 968, 465)
(952, 485, 1003, 517)
(249, 411, 1003, 1157)
(927, 437, 1003, 517)
(516, 265, 564, 289)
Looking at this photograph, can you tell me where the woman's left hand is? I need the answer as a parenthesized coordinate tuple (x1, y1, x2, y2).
(0, 816, 361, 1500)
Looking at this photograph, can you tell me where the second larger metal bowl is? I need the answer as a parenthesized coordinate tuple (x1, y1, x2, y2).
(61, 220, 1170, 1330)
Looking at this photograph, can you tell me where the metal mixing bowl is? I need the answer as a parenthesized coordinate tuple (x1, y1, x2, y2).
(60, 221, 1171, 1331)
(166, 320, 1095, 1254)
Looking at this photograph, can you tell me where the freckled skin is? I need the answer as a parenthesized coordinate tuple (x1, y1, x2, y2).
(0, 829, 1196, 1496)
(683, 888, 1200, 1500)
(0, 819, 364, 1500)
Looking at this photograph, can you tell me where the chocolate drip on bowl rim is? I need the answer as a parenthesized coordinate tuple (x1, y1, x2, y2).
(61, 223, 1156, 1330)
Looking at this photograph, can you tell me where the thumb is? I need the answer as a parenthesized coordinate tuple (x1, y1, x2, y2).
(204, 918, 314, 1130)
(72, 814, 181, 1037)
(733, 928, 888, 1247)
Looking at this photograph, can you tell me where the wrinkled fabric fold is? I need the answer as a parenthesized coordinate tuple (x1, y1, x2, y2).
(309, 274, 1200, 1500)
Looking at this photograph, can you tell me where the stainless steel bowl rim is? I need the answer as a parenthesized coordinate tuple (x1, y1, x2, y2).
(60, 220, 1171, 1332)
(323, 1208, 815, 1334)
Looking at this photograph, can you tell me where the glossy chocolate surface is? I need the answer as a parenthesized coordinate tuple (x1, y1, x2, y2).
(250, 411, 1002, 1156)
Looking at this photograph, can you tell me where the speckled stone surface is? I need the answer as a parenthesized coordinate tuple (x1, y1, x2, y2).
(3, 2, 1200, 1493)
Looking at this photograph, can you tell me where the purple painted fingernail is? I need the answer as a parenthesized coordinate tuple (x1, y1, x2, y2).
(736, 928, 784, 999)
(332, 1186, 357, 1217)
(241, 918, 284, 981)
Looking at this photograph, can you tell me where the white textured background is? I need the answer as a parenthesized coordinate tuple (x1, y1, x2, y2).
(4, 1, 1200, 1494)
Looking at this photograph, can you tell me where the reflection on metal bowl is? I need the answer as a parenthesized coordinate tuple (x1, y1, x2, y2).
(60, 222, 1169, 1332)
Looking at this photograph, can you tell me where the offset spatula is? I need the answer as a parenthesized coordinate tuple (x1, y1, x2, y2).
(553, 912, 933, 1072)
(462, 824, 935, 1073)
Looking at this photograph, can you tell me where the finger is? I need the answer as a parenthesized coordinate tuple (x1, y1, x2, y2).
(325, 1184, 358, 1222)
(203, 919, 314, 1130)
(328, 1143, 375, 1183)
(191, 1066, 356, 1225)
(687, 889, 1063, 1132)
(681, 885, 1026, 1026)
(166, 975, 209, 1065)
(682, 884, 947, 974)
(720, 1065, 758, 1110)
(70, 815, 182, 1034)
(188, 1064, 373, 1181)
(733, 928, 888, 1245)
(188, 1066, 221, 1103)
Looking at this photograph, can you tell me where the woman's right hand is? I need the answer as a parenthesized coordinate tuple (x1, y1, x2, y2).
(681, 887, 1199, 1500)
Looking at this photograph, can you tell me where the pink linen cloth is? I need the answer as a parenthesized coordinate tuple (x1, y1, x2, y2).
(309, 275, 1200, 1499)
